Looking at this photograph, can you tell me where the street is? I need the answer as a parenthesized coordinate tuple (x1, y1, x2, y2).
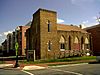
(0, 69, 27, 75)
(0, 63, 100, 75)
(50, 63, 100, 75)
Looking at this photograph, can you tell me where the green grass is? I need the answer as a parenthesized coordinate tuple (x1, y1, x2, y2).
(19, 56, 96, 64)
(0, 61, 5, 64)
(38, 56, 96, 63)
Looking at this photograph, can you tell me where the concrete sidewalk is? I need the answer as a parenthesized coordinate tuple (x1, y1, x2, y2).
(0, 63, 46, 70)
(23, 65, 46, 70)
(0, 64, 14, 68)
(0, 59, 96, 70)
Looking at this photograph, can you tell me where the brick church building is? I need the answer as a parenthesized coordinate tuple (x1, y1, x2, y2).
(26, 8, 91, 60)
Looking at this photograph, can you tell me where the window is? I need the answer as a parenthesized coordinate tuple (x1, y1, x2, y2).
(74, 37, 79, 44)
(59, 36, 65, 50)
(85, 38, 89, 44)
(85, 38, 89, 50)
(86, 44, 89, 49)
(47, 20, 51, 32)
(48, 41, 51, 51)
(60, 43, 65, 49)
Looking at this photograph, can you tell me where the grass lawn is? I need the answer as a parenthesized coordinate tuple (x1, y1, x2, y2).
(0, 61, 5, 64)
(19, 56, 96, 65)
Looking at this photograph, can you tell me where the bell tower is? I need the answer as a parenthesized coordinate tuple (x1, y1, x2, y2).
(39, 8, 58, 59)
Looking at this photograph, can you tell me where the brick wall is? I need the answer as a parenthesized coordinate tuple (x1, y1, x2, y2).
(86, 25, 100, 55)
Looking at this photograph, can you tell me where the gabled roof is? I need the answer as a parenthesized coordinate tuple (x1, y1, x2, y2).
(57, 24, 87, 33)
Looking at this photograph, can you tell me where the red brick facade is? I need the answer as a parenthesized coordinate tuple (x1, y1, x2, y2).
(85, 24, 100, 56)
(17, 26, 30, 56)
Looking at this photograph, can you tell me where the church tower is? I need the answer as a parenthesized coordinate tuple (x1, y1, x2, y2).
(31, 8, 58, 59)
(39, 9, 58, 59)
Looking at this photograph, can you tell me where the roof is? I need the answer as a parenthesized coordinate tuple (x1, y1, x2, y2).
(57, 24, 87, 33)
(84, 24, 100, 30)
(25, 21, 32, 26)
(34, 8, 56, 15)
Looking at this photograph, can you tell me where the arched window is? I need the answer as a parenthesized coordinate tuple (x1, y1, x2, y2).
(48, 41, 51, 51)
(85, 38, 89, 44)
(74, 37, 79, 44)
(68, 36, 71, 50)
(47, 20, 51, 32)
(85, 38, 89, 49)
(59, 36, 65, 50)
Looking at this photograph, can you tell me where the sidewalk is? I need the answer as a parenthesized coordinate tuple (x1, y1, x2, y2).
(0, 64, 14, 68)
(1, 60, 47, 70)
(0, 59, 96, 70)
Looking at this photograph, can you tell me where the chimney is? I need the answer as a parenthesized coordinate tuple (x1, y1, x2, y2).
(79, 25, 82, 29)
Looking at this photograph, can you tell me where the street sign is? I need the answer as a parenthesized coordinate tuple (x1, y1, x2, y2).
(15, 42, 19, 55)
(15, 42, 19, 50)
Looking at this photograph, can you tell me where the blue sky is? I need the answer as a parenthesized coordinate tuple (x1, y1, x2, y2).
(0, 0, 100, 44)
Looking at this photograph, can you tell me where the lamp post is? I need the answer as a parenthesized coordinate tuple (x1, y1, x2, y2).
(14, 26, 20, 68)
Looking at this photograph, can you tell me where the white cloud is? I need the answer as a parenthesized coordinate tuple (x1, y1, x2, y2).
(87, 22, 99, 27)
(0, 34, 2, 37)
(0, 33, 6, 45)
(3, 31, 13, 36)
(93, 16, 97, 20)
(82, 20, 89, 24)
(0, 30, 13, 45)
(81, 22, 99, 28)
(80, 19, 99, 28)
(57, 18, 65, 23)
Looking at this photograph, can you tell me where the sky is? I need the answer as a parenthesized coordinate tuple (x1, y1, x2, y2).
(0, 0, 100, 45)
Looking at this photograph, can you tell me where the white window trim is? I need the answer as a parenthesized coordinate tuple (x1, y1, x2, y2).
(60, 49, 65, 51)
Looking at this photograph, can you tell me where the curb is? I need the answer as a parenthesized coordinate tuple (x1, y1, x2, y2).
(48, 63, 88, 68)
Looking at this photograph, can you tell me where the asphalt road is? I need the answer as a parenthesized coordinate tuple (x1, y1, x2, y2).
(0, 63, 100, 75)
(28, 63, 100, 75)
(0, 69, 28, 75)
(50, 63, 100, 75)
